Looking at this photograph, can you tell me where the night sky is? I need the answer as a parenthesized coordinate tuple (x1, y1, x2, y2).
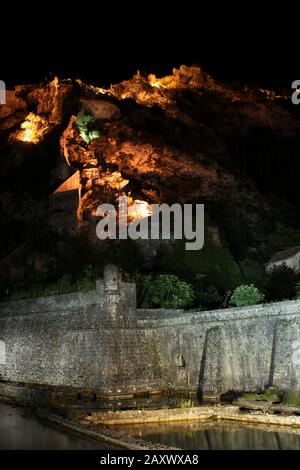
(0, 23, 296, 92)
(2, 49, 297, 92)
(0, 0, 294, 88)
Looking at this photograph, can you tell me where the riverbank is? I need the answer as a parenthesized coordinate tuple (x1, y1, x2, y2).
(36, 409, 178, 450)
(3, 400, 300, 450)
(37, 404, 300, 450)
(79, 404, 300, 428)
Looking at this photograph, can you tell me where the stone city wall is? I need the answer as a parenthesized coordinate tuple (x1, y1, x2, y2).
(1, 267, 300, 397)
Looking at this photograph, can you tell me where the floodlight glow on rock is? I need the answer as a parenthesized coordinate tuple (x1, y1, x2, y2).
(15, 113, 49, 144)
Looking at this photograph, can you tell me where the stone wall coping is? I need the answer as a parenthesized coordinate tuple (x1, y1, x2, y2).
(0, 281, 135, 319)
(1, 285, 300, 327)
(0, 289, 101, 318)
(137, 299, 300, 328)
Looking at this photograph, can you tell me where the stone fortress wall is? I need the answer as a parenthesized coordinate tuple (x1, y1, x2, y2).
(1, 265, 300, 398)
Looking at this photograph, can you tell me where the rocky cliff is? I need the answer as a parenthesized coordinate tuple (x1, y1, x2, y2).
(1, 66, 300, 289)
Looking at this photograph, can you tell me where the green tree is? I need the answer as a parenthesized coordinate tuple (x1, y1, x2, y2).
(154, 216, 242, 310)
(76, 108, 100, 144)
(138, 274, 194, 309)
(265, 265, 297, 301)
(230, 284, 265, 307)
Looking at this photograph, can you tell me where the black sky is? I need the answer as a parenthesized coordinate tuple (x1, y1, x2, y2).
(1, 47, 297, 93)
(0, 11, 296, 92)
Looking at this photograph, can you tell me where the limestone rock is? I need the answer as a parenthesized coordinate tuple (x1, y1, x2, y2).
(28, 77, 74, 124)
(0, 91, 27, 131)
(0, 91, 27, 120)
(79, 98, 121, 121)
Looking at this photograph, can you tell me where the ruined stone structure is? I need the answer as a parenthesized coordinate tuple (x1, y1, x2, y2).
(49, 170, 82, 233)
(1, 265, 300, 399)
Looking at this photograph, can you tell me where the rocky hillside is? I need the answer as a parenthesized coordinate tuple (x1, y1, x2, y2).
(1, 66, 300, 292)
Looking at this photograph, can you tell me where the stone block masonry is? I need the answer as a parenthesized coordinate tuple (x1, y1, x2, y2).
(1, 265, 300, 397)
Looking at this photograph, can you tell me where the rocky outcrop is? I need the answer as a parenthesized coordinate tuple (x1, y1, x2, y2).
(26, 77, 75, 125)
(0, 91, 27, 132)
(79, 98, 121, 121)
(1, 66, 300, 280)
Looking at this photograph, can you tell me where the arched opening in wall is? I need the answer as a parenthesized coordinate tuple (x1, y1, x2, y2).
(0, 340, 6, 365)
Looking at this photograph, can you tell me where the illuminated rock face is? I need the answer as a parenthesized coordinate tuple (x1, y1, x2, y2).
(14, 112, 49, 144)
(1, 66, 300, 279)
(27, 77, 74, 125)
(0, 90, 27, 130)
(127, 199, 153, 221)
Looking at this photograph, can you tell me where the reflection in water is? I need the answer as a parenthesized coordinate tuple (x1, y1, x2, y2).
(0, 403, 114, 450)
(118, 419, 300, 450)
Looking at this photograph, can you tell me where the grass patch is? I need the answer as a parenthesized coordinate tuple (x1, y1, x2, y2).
(283, 391, 300, 406)
(179, 399, 197, 408)
(243, 386, 280, 402)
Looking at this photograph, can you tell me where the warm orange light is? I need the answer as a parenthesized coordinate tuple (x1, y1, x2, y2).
(105, 171, 129, 190)
(148, 74, 173, 90)
(148, 78, 161, 89)
(15, 113, 49, 144)
(94, 171, 129, 190)
(128, 199, 153, 221)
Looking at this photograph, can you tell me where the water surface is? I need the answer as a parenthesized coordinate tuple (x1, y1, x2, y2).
(118, 419, 300, 450)
(0, 403, 115, 450)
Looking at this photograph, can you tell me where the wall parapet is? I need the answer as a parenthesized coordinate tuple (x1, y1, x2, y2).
(0, 280, 136, 321)
(0, 288, 104, 319)
(1, 290, 300, 326)
(137, 300, 300, 328)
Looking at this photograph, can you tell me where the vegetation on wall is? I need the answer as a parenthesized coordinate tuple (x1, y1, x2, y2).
(2, 221, 300, 309)
(151, 219, 241, 309)
(1, 206, 300, 309)
(2, 265, 99, 301)
(243, 386, 280, 402)
(125, 273, 194, 309)
(283, 391, 300, 406)
(264, 266, 298, 302)
(230, 284, 265, 307)
(76, 108, 100, 144)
